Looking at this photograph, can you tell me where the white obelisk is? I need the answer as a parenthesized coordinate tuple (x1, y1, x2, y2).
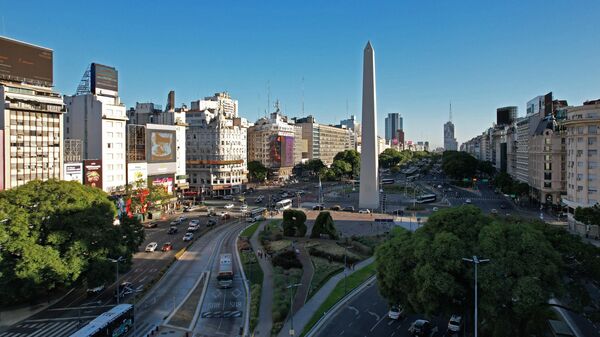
(359, 41, 379, 210)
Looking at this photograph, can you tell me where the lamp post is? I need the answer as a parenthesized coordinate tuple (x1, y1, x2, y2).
(108, 256, 124, 304)
(462, 256, 490, 337)
(287, 283, 302, 336)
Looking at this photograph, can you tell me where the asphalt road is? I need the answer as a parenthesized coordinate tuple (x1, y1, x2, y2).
(315, 282, 446, 337)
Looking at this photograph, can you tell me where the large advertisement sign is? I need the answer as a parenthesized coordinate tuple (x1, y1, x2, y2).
(91, 63, 118, 93)
(83, 160, 103, 188)
(64, 163, 83, 183)
(147, 130, 176, 163)
(0, 36, 53, 86)
(269, 135, 294, 168)
(127, 162, 147, 186)
(269, 135, 282, 168)
(151, 176, 174, 194)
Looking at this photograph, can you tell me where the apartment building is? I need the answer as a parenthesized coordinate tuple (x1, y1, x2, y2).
(0, 37, 64, 190)
(295, 115, 355, 165)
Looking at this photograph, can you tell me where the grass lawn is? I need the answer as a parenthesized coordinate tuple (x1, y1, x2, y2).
(240, 220, 262, 239)
(240, 250, 264, 333)
(383, 184, 419, 195)
(300, 262, 376, 337)
(270, 239, 292, 252)
(308, 257, 343, 299)
(271, 266, 303, 336)
(306, 240, 365, 262)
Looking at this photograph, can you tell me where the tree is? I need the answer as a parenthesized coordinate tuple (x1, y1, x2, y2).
(310, 211, 338, 239)
(0, 180, 144, 305)
(282, 209, 307, 237)
(442, 151, 478, 179)
(478, 160, 496, 175)
(334, 150, 360, 177)
(248, 160, 268, 182)
(330, 160, 352, 180)
(379, 148, 404, 169)
(376, 206, 563, 337)
(306, 159, 326, 176)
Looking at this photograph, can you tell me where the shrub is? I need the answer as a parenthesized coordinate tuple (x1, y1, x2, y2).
(282, 209, 307, 237)
(272, 250, 303, 269)
(308, 247, 360, 265)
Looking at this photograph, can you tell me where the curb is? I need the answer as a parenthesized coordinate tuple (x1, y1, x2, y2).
(304, 274, 376, 337)
(236, 221, 253, 337)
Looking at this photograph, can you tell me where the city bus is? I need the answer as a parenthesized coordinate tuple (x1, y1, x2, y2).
(246, 207, 267, 222)
(275, 199, 293, 211)
(416, 194, 437, 204)
(217, 253, 234, 288)
(381, 178, 395, 185)
(70, 304, 133, 337)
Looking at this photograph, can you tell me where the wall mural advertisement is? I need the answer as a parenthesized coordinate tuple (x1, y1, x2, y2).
(281, 136, 294, 167)
(64, 163, 83, 183)
(83, 160, 102, 188)
(151, 176, 173, 194)
(268, 134, 282, 168)
(147, 130, 176, 163)
(127, 162, 147, 186)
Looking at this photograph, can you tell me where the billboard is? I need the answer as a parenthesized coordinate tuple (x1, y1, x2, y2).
(147, 129, 176, 163)
(127, 162, 147, 186)
(91, 63, 118, 93)
(0, 36, 53, 86)
(64, 163, 83, 183)
(269, 135, 282, 168)
(83, 160, 103, 188)
(269, 135, 294, 168)
(151, 175, 174, 194)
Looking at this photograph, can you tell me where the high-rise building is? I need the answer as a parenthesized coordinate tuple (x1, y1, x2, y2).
(295, 115, 355, 165)
(248, 107, 296, 180)
(384, 113, 403, 142)
(64, 63, 127, 193)
(339, 115, 361, 151)
(186, 93, 248, 196)
(497, 106, 518, 126)
(0, 36, 64, 190)
(444, 121, 458, 151)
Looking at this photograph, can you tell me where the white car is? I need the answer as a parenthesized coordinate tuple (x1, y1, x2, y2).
(145, 242, 158, 252)
(432, 207, 439, 212)
(465, 198, 472, 204)
(187, 224, 200, 232)
(183, 233, 194, 241)
(388, 305, 404, 320)
(189, 219, 200, 226)
(358, 209, 371, 214)
(240, 204, 248, 211)
(224, 203, 234, 209)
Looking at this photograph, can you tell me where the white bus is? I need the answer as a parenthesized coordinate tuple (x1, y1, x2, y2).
(70, 304, 133, 337)
(416, 194, 437, 204)
(275, 199, 293, 211)
(246, 207, 267, 222)
(217, 253, 234, 288)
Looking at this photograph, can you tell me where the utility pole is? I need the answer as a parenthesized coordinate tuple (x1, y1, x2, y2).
(108, 256, 124, 305)
(287, 283, 302, 336)
(462, 256, 490, 337)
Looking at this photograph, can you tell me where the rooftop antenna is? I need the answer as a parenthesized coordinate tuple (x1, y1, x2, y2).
(449, 100, 453, 122)
(302, 76, 305, 115)
(267, 81, 271, 116)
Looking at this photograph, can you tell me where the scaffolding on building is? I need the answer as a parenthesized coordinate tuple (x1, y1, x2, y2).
(64, 139, 83, 163)
(127, 124, 146, 162)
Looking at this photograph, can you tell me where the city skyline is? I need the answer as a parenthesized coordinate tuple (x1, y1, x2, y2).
(2, 1, 600, 148)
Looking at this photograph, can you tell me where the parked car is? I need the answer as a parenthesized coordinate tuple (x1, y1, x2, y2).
(161, 242, 173, 252)
(207, 219, 217, 227)
(490, 208, 498, 215)
(223, 195, 234, 200)
(358, 209, 371, 214)
(408, 319, 432, 337)
(143, 222, 158, 229)
(183, 232, 194, 241)
(86, 284, 105, 296)
(224, 203, 234, 209)
(465, 198, 472, 204)
(330, 205, 342, 211)
(312, 204, 324, 210)
(145, 242, 158, 252)
(388, 305, 404, 320)
(343, 206, 355, 212)
(447, 314, 462, 335)
(167, 226, 178, 234)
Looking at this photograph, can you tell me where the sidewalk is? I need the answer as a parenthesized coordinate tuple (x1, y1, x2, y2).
(250, 221, 274, 337)
(276, 256, 375, 337)
(291, 245, 314, 314)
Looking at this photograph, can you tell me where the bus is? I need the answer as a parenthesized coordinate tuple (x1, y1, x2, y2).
(70, 304, 133, 337)
(246, 207, 267, 222)
(381, 178, 395, 185)
(416, 194, 437, 204)
(217, 253, 234, 288)
(275, 199, 293, 211)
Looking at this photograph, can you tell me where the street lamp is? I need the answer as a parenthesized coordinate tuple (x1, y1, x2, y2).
(287, 282, 302, 336)
(462, 256, 490, 337)
(107, 256, 125, 304)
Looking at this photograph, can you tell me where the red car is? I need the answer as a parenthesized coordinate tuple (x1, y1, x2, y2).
(161, 242, 173, 252)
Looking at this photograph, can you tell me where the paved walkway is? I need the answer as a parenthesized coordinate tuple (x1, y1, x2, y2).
(291, 245, 314, 315)
(276, 256, 375, 337)
(250, 221, 274, 337)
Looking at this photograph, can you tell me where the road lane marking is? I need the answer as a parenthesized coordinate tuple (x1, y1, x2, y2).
(388, 320, 394, 326)
(369, 314, 386, 332)
(348, 305, 359, 315)
(367, 310, 380, 321)
(339, 330, 345, 335)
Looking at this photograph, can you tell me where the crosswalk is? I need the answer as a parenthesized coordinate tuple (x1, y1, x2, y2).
(0, 319, 85, 337)
(200, 310, 242, 318)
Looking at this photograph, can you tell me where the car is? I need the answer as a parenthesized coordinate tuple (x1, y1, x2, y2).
(224, 203, 234, 209)
(176, 216, 186, 222)
(388, 305, 404, 320)
(143, 222, 158, 229)
(312, 205, 324, 210)
(187, 224, 200, 232)
(358, 209, 371, 214)
(240, 204, 248, 211)
(189, 219, 200, 226)
(223, 195, 233, 200)
(408, 319, 432, 336)
(491, 208, 498, 215)
(432, 207, 439, 212)
(437, 185, 443, 189)
(145, 242, 158, 252)
(255, 196, 264, 204)
(161, 242, 173, 252)
(246, 216, 257, 223)
(465, 198, 472, 204)
(343, 206, 355, 212)
(167, 226, 178, 234)
(297, 190, 305, 195)
(207, 219, 217, 227)
(183, 206, 191, 212)
(330, 205, 342, 211)
(86, 284, 105, 296)
(170, 219, 182, 225)
(447, 314, 462, 334)
(183, 233, 194, 241)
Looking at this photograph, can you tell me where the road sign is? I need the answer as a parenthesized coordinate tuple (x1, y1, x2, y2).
(463, 178, 469, 182)
(482, 179, 489, 183)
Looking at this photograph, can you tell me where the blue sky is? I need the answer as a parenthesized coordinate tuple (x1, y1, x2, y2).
(2, 0, 599, 147)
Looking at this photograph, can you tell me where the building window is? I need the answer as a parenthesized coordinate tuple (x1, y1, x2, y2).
(544, 172, 552, 180)
(590, 150, 598, 157)
(589, 161, 598, 169)
(544, 182, 551, 188)
(590, 125, 598, 134)
(544, 162, 552, 170)
(589, 137, 597, 145)
(589, 174, 597, 182)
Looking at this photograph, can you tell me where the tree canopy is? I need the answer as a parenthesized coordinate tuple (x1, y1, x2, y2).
(376, 206, 572, 337)
(248, 160, 268, 182)
(333, 150, 360, 177)
(441, 151, 478, 179)
(0, 180, 144, 305)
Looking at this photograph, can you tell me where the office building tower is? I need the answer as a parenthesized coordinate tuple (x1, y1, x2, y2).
(384, 112, 403, 142)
